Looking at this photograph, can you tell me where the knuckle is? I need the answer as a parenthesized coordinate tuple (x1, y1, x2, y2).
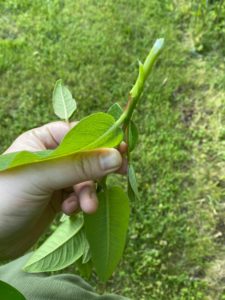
(72, 153, 101, 182)
(76, 155, 92, 180)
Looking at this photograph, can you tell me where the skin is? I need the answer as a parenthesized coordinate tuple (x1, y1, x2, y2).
(0, 121, 127, 259)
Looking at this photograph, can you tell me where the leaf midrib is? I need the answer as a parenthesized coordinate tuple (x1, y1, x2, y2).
(0, 113, 122, 172)
(26, 219, 83, 266)
(81, 122, 119, 151)
(105, 189, 110, 272)
(60, 81, 68, 121)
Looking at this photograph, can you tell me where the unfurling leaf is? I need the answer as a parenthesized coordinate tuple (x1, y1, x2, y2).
(0, 113, 123, 172)
(52, 79, 77, 121)
(84, 186, 130, 281)
(24, 215, 85, 272)
(128, 164, 139, 200)
(107, 103, 123, 120)
(128, 121, 138, 152)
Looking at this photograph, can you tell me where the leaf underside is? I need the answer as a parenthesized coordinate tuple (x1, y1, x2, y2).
(0, 112, 123, 172)
(24, 215, 85, 272)
(52, 79, 77, 121)
(84, 186, 130, 281)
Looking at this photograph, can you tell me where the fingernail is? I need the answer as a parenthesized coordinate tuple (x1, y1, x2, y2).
(99, 150, 122, 171)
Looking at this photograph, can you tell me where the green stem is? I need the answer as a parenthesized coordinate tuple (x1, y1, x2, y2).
(116, 38, 164, 127)
(97, 40, 164, 199)
(93, 39, 164, 159)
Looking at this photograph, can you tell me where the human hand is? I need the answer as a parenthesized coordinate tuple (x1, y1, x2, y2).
(0, 121, 127, 259)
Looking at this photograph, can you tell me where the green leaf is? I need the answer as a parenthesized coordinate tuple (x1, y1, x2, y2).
(0, 280, 26, 300)
(0, 112, 123, 172)
(75, 233, 92, 279)
(24, 215, 85, 272)
(82, 237, 91, 264)
(60, 213, 69, 223)
(84, 186, 130, 281)
(107, 103, 123, 120)
(52, 79, 77, 121)
(128, 164, 139, 199)
(76, 259, 93, 279)
(128, 181, 136, 202)
(53, 113, 122, 156)
(128, 121, 138, 152)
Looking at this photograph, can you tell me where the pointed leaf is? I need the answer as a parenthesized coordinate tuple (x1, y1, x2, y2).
(128, 164, 139, 199)
(0, 280, 26, 300)
(107, 103, 123, 120)
(128, 181, 136, 202)
(84, 186, 130, 281)
(0, 113, 123, 172)
(53, 79, 77, 121)
(128, 121, 138, 152)
(24, 215, 85, 272)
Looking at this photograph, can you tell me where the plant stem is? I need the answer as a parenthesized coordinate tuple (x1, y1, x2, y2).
(116, 38, 164, 128)
(93, 39, 164, 156)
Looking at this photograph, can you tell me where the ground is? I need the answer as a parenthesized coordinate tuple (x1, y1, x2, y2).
(0, 1, 225, 299)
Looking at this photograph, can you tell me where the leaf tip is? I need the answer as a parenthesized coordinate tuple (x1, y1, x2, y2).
(152, 38, 165, 54)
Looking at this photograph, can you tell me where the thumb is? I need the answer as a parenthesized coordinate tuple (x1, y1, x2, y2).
(24, 148, 122, 191)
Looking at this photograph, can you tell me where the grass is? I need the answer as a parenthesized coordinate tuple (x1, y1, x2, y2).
(1, 1, 225, 299)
